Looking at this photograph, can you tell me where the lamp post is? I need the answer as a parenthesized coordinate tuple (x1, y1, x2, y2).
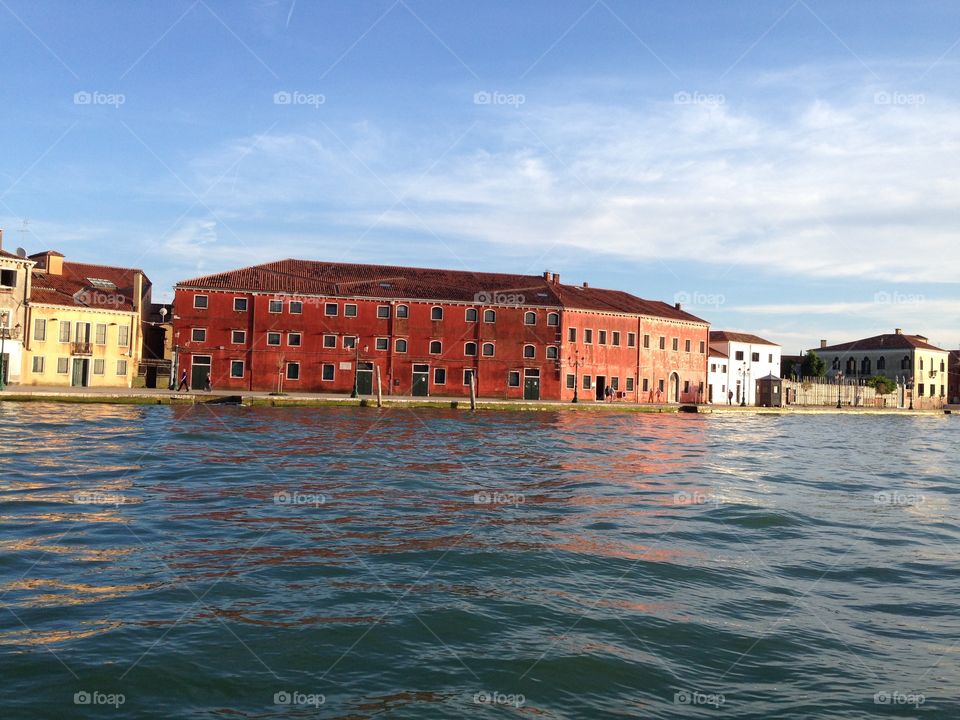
(836, 371, 844, 408)
(738, 364, 749, 406)
(908, 376, 914, 410)
(569, 349, 581, 403)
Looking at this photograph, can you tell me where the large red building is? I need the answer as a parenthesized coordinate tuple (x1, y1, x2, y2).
(172, 260, 709, 402)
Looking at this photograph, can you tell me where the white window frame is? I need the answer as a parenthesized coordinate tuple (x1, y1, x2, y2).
(395, 338, 408, 353)
(286, 362, 300, 381)
(230, 360, 245, 378)
(322, 334, 337, 348)
(191, 328, 206, 343)
(343, 335, 357, 349)
(547, 312, 559, 327)
(546, 346, 558, 359)
(57, 357, 69, 374)
(231, 330, 246, 344)
(481, 342, 495, 357)
(344, 303, 358, 317)
(193, 295, 208, 309)
(523, 344, 536, 359)
(233, 297, 248, 312)
(396, 304, 409, 318)
(268, 299, 283, 314)
(464, 342, 477, 357)
(483, 309, 496, 323)
(325, 303, 338, 316)
(433, 367, 447, 385)
(507, 370, 521, 387)
(266, 332, 281, 346)
(321, 363, 335, 381)
(524, 311, 536, 325)
(431, 306, 444, 321)
(288, 332, 302, 347)
(376, 305, 390, 319)
(375, 337, 389, 351)
(465, 308, 478, 322)
(429, 340, 442, 354)
(116, 359, 128, 376)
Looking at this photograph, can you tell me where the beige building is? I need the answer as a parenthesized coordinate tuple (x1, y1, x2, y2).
(23, 251, 150, 388)
(0, 234, 35, 387)
(814, 329, 950, 408)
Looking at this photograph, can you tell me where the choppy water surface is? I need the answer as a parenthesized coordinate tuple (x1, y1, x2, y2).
(1, 403, 958, 718)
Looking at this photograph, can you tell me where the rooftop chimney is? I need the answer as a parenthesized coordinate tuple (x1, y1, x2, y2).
(543, 271, 552, 283)
(895, 328, 903, 334)
(553, 273, 559, 284)
(582, 281, 589, 288)
(820, 339, 827, 348)
(675, 302, 681, 310)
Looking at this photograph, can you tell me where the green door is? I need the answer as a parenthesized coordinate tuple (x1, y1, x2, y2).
(191, 356, 211, 390)
(523, 369, 540, 400)
(71, 359, 88, 387)
(412, 364, 429, 396)
(356, 362, 374, 395)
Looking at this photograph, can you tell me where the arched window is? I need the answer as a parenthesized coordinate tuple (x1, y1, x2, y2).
(861, 357, 871, 375)
(546, 346, 558, 359)
(464, 342, 477, 356)
(901, 355, 910, 370)
(523, 344, 536, 359)
(482, 342, 495, 357)
(833, 357, 840, 370)
(845, 358, 856, 374)
(483, 309, 496, 323)
(429, 340, 442, 354)
(524, 311, 536, 325)
(395, 339, 407, 353)
(547, 312, 559, 327)
(396, 304, 408, 318)
(920, 358, 924, 370)
(465, 308, 478, 322)
(877, 356, 886, 370)
(431, 306, 443, 321)
(941, 360, 946, 372)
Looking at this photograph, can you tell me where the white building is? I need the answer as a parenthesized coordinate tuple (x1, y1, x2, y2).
(709, 331, 781, 405)
(707, 349, 730, 404)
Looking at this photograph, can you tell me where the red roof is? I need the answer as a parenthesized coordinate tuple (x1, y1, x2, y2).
(710, 330, 779, 346)
(30, 261, 150, 312)
(816, 333, 946, 353)
(177, 259, 709, 323)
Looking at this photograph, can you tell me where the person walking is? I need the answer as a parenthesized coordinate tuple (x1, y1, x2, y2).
(177, 368, 189, 392)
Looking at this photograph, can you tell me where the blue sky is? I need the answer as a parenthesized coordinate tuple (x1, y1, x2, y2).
(1, 0, 958, 353)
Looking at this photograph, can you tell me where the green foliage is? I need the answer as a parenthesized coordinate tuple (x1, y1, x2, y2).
(801, 350, 827, 378)
(865, 375, 897, 395)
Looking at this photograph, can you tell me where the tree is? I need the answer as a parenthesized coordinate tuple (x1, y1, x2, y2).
(801, 350, 827, 378)
(865, 375, 897, 395)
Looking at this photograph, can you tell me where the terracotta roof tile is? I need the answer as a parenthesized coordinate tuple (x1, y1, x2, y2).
(710, 330, 779, 346)
(816, 333, 946, 353)
(30, 261, 150, 312)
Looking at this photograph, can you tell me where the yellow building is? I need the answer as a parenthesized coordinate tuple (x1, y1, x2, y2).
(0, 234, 35, 387)
(22, 251, 150, 388)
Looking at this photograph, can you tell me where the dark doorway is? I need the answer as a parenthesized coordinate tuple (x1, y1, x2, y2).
(71, 358, 89, 387)
(191, 355, 211, 390)
(595, 375, 606, 401)
(412, 364, 429, 396)
(523, 368, 540, 400)
(356, 362, 374, 395)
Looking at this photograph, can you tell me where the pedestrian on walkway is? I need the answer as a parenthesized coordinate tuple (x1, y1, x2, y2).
(177, 368, 189, 392)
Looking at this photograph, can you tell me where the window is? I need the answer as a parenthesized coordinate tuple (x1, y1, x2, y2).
(483, 309, 496, 323)
(920, 358, 924, 370)
(546, 346, 558, 359)
(524, 311, 536, 325)
(429, 340, 442, 354)
(322, 364, 335, 381)
(584, 329, 593, 344)
(93, 359, 104, 375)
(643, 334, 650, 349)
(286, 363, 300, 380)
(685, 339, 691, 352)
(523, 345, 536, 359)
(323, 335, 337, 348)
(57, 358, 69, 374)
(566, 374, 575, 389)
(568, 327, 577, 342)
(290, 300, 303, 315)
(117, 359, 128, 376)
(751, 352, 760, 362)
(267, 332, 281, 346)
(377, 305, 390, 319)
(611, 377, 619, 391)
(96, 324, 107, 345)
(34, 319, 46, 341)
(233, 297, 248, 312)
(395, 339, 407, 353)
(659, 336, 665, 350)
(344, 304, 357, 317)
(642, 378, 649, 392)
(877, 356, 886, 370)
(626, 377, 634, 392)
(684, 380, 690, 393)
(343, 336, 357, 349)
(325, 303, 338, 316)
(919, 383, 925, 396)
(768, 353, 773, 363)
(193, 295, 208, 309)
(700, 341, 706, 353)
(434, 368, 446, 385)
(465, 308, 478, 322)
(230, 360, 244, 378)
(598, 330, 607, 345)
(464, 342, 477, 356)
(192, 328, 206, 342)
(901, 356, 910, 370)
(710, 364, 717, 373)
(118, 326, 130, 347)
(941, 360, 946, 372)
(288, 333, 302, 347)
(231, 330, 246, 344)
(658, 379, 665, 392)
(431, 307, 444, 321)
(0, 268, 15, 287)
(55, 321, 69, 343)
(547, 312, 559, 327)
(735, 351, 744, 361)
(482, 342, 495, 357)
(672, 338, 679, 351)
(264, 299, 281, 314)
(396, 304, 408, 318)
(583, 375, 591, 389)
(508, 371, 521, 387)
(612, 331, 621, 346)
(375, 337, 388, 351)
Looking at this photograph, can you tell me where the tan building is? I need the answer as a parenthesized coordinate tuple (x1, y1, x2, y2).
(23, 251, 151, 388)
(814, 329, 950, 408)
(0, 233, 35, 387)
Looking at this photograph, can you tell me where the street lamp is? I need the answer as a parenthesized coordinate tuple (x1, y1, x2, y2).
(836, 371, 844, 409)
(738, 364, 750, 406)
(569, 349, 581, 403)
